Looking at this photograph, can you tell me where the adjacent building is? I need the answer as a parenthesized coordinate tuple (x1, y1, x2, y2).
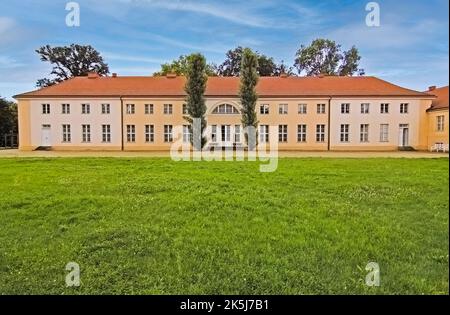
(13, 73, 448, 152)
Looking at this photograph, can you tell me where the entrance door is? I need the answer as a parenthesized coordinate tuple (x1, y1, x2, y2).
(221, 125, 231, 146)
(41, 124, 51, 146)
(399, 124, 409, 147)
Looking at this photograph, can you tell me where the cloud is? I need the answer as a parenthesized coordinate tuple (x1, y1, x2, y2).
(0, 55, 24, 68)
(103, 52, 165, 64)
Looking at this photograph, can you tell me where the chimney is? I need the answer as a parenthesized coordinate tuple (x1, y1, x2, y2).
(428, 86, 436, 91)
(112, 73, 117, 78)
(87, 72, 99, 79)
(166, 73, 177, 78)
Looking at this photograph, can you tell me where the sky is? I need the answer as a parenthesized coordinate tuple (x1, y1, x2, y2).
(0, 0, 449, 100)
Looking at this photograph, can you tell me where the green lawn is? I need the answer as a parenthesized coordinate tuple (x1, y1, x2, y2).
(0, 157, 448, 295)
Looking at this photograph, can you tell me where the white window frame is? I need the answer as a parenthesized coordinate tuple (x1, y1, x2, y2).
(145, 104, 154, 115)
(101, 103, 110, 114)
(340, 124, 350, 142)
(316, 124, 325, 142)
(260, 125, 269, 143)
(234, 125, 241, 143)
(381, 103, 389, 114)
(278, 104, 288, 115)
(360, 124, 369, 143)
(341, 103, 350, 114)
(102, 124, 111, 143)
(127, 124, 135, 142)
(260, 104, 269, 115)
(361, 103, 370, 114)
(437, 115, 445, 132)
(163, 104, 173, 115)
(81, 103, 90, 114)
(400, 103, 409, 114)
(182, 104, 189, 115)
(380, 124, 389, 142)
(164, 125, 173, 142)
(61, 103, 70, 114)
(317, 104, 326, 114)
(42, 103, 50, 114)
(145, 124, 154, 143)
(62, 124, 71, 142)
(297, 124, 307, 142)
(183, 125, 191, 143)
(126, 104, 135, 115)
(298, 104, 307, 114)
(211, 125, 217, 142)
(278, 125, 288, 143)
(82, 124, 91, 143)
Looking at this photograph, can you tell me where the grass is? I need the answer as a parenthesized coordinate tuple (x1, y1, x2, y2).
(0, 157, 448, 295)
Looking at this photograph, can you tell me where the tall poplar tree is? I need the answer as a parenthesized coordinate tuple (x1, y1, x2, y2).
(184, 53, 208, 150)
(239, 48, 259, 150)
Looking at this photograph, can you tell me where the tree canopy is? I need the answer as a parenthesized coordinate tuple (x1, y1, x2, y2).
(294, 39, 364, 76)
(154, 55, 217, 76)
(0, 98, 17, 135)
(36, 44, 109, 87)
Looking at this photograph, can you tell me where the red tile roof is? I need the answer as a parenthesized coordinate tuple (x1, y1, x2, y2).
(426, 86, 449, 111)
(14, 75, 432, 99)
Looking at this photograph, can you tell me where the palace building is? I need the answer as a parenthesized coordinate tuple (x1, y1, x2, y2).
(13, 73, 449, 152)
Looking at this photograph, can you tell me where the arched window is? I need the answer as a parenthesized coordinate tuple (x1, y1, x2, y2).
(212, 104, 239, 114)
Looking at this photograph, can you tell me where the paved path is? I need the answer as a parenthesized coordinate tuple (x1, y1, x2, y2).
(0, 149, 448, 158)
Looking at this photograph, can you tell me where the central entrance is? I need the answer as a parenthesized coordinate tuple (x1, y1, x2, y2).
(399, 124, 409, 147)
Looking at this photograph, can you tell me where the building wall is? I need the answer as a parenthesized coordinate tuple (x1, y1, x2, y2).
(18, 96, 434, 151)
(330, 98, 431, 151)
(427, 109, 449, 150)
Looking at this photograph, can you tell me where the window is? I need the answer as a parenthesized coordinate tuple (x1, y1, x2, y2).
(234, 125, 241, 143)
(62, 124, 71, 142)
(164, 125, 173, 142)
(145, 125, 154, 143)
(317, 104, 326, 114)
(298, 104, 307, 114)
(341, 103, 350, 114)
(381, 103, 389, 114)
(62, 103, 70, 114)
(211, 125, 217, 142)
(126, 104, 135, 114)
(297, 124, 307, 142)
(279, 104, 288, 115)
(340, 124, 349, 142)
(182, 104, 188, 115)
(361, 103, 370, 114)
(260, 125, 269, 143)
(145, 104, 154, 115)
(102, 125, 111, 143)
(212, 104, 239, 114)
(221, 125, 231, 142)
(380, 124, 389, 142)
(400, 103, 409, 114)
(42, 104, 50, 114)
(101, 103, 110, 114)
(81, 103, 90, 114)
(360, 124, 369, 142)
(260, 104, 269, 115)
(316, 124, 325, 142)
(183, 125, 191, 143)
(278, 125, 288, 143)
(163, 104, 173, 115)
(127, 125, 135, 142)
(82, 124, 91, 143)
(437, 115, 445, 132)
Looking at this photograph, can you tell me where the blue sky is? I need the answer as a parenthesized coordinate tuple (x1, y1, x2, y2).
(1, 0, 448, 100)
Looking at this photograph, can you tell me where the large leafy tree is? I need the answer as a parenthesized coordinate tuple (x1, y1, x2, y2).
(217, 46, 288, 77)
(36, 44, 109, 87)
(184, 53, 208, 150)
(294, 39, 364, 76)
(0, 97, 17, 135)
(154, 55, 217, 76)
(239, 48, 259, 150)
